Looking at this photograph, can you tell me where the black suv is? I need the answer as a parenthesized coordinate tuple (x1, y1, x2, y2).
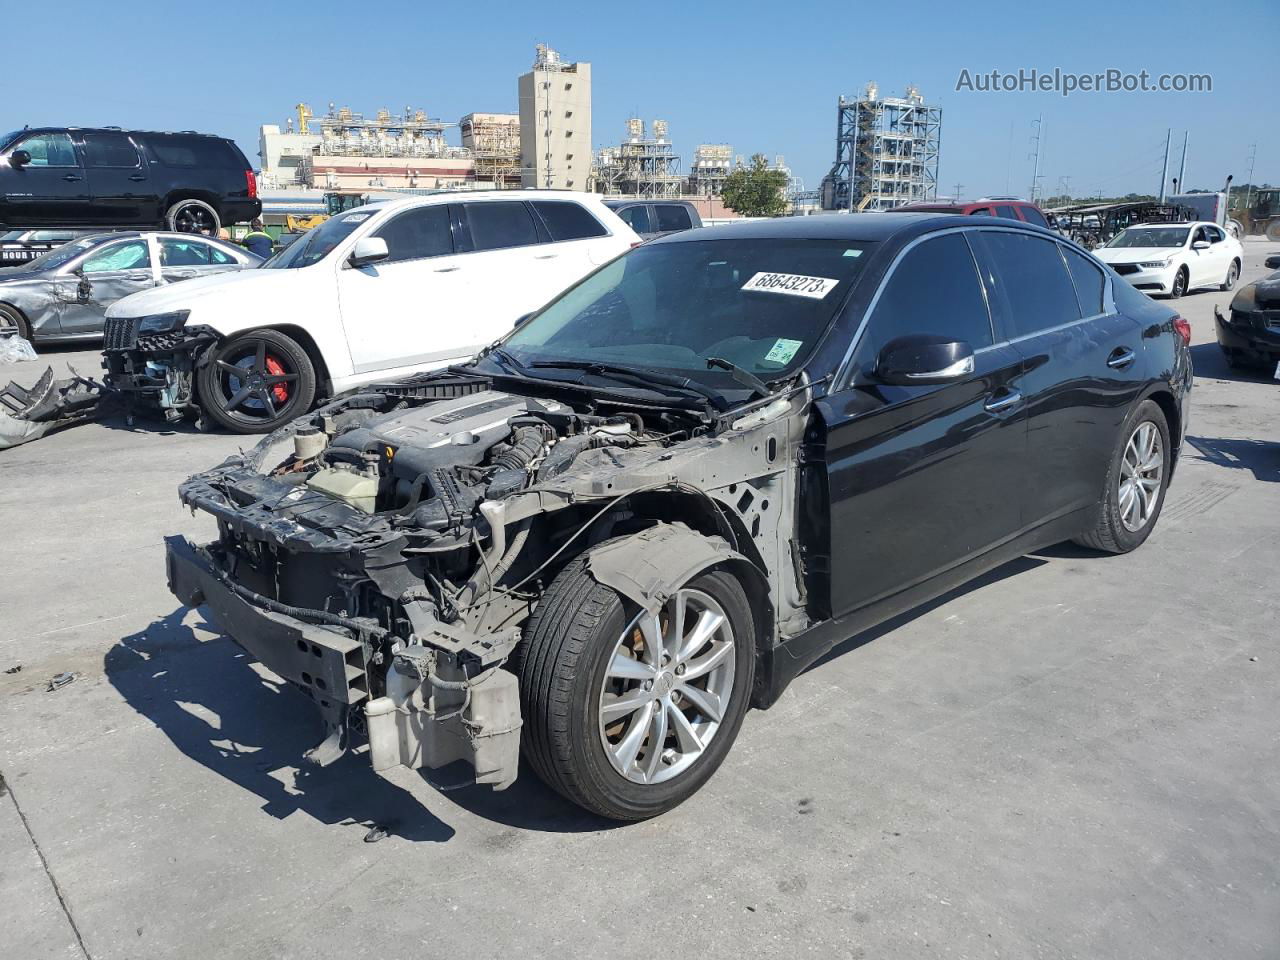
(0, 127, 260, 236)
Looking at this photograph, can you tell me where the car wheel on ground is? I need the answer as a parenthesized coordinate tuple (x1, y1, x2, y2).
(166, 199, 221, 237)
(197, 329, 316, 433)
(1169, 267, 1188, 299)
(1074, 399, 1170, 554)
(1221, 260, 1240, 292)
(516, 558, 754, 821)
(0, 302, 31, 341)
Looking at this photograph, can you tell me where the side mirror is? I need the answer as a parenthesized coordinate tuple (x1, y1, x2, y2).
(1192, 240, 1210, 251)
(875, 334, 975, 386)
(348, 236, 388, 268)
(9, 150, 31, 168)
(1266, 255, 1280, 270)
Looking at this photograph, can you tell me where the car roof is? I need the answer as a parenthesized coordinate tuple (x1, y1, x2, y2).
(650, 211, 1042, 245)
(12, 126, 229, 139)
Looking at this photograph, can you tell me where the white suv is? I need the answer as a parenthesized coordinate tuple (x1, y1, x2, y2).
(102, 191, 639, 432)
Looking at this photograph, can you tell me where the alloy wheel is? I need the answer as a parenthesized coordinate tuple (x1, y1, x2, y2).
(1118, 420, 1163, 532)
(212, 339, 298, 423)
(598, 588, 736, 785)
(1172, 270, 1187, 297)
(172, 202, 217, 236)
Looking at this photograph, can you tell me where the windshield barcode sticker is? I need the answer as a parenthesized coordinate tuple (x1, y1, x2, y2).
(741, 272, 839, 299)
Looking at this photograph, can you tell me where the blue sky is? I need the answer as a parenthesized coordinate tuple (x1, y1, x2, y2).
(7, 0, 1277, 199)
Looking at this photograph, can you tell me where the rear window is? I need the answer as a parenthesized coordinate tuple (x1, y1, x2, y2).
(149, 136, 243, 169)
(994, 205, 1020, 220)
(531, 201, 608, 241)
(654, 205, 694, 232)
(463, 201, 540, 251)
(969, 231, 1082, 338)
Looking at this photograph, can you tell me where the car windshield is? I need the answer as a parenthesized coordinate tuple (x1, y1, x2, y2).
(0, 131, 19, 152)
(0, 231, 23, 243)
(261, 209, 377, 269)
(498, 237, 872, 387)
(22, 237, 108, 271)
(1106, 227, 1190, 249)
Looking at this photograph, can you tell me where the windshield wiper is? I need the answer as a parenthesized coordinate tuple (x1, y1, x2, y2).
(526, 359, 727, 410)
(705, 357, 774, 401)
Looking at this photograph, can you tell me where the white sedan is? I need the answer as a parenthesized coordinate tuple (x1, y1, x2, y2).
(102, 192, 639, 432)
(1093, 221, 1242, 299)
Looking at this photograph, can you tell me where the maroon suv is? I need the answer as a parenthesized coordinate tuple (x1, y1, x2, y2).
(896, 198, 1052, 229)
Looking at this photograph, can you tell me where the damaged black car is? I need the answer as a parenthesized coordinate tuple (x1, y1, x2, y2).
(167, 215, 1191, 820)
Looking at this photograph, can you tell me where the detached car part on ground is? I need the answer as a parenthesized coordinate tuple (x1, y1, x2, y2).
(1214, 255, 1280, 372)
(103, 192, 639, 433)
(166, 215, 1191, 820)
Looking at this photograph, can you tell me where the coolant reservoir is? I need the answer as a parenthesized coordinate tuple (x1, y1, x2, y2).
(305, 467, 378, 513)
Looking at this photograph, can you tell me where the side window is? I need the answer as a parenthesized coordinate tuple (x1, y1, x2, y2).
(616, 205, 652, 233)
(1207, 226, 1224, 243)
(1061, 246, 1107, 317)
(160, 238, 211, 266)
(968, 231, 1082, 338)
(463, 201, 540, 252)
(208, 244, 235, 265)
(83, 133, 140, 168)
(81, 240, 151, 273)
(15, 133, 77, 167)
(654, 205, 693, 232)
(994, 204, 1020, 220)
(856, 232, 993, 366)
(1020, 206, 1049, 228)
(967, 207, 993, 217)
(531, 201, 608, 241)
(373, 205, 454, 263)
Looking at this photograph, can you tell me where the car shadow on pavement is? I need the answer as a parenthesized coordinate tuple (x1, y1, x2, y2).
(805, 556, 1048, 674)
(105, 607, 456, 843)
(1185, 435, 1279, 482)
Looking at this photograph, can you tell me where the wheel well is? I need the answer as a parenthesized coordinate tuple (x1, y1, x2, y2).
(0, 301, 30, 336)
(256, 325, 332, 397)
(1147, 389, 1181, 473)
(163, 192, 221, 217)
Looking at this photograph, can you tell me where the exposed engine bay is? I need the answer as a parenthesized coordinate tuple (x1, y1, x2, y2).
(167, 370, 816, 792)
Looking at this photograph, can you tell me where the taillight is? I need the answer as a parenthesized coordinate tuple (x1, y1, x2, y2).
(245, 170, 258, 199)
(1172, 315, 1191, 345)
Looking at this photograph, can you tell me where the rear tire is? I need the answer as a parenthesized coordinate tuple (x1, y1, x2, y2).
(0, 302, 31, 342)
(1073, 399, 1170, 554)
(516, 556, 754, 821)
(166, 199, 221, 237)
(197, 329, 316, 434)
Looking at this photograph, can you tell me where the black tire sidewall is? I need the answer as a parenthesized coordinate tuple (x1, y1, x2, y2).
(166, 199, 221, 236)
(1170, 268, 1187, 298)
(1223, 261, 1238, 291)
(1100, 399, 1171, 551)
(0, 303, 31, 341)
(555, 568, 755, 820)
(197, 329, 316, 434)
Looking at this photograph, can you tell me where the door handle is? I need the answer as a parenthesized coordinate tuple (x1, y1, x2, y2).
(128, 174, 146, 181)
(984, 389, 1022, 413)
(1106, 347, 1136, 369)
(534, 253, 559, 260)
(127, 274, 151, 281)
(62, 174, 83, 182)
(434, 266, 459, 272)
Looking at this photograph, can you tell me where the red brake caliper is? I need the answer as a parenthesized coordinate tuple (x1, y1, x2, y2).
(265, 357, 289, 404)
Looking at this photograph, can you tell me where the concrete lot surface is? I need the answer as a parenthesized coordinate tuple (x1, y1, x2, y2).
(1, 241, 1277, 959)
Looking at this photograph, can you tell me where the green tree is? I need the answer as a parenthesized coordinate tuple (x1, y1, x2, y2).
(720, 154, 789, 217)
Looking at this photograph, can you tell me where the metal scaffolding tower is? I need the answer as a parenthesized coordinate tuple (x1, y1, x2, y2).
(687, 144, 733, 197)
(593, 119, 684, 198)
(821, 83, 942, 211)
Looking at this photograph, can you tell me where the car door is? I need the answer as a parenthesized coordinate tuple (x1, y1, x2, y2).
(967, 229, 1144, 527)
(158, 236, 234, 285)
(1203, 225, 1231, 285)
(613, 203, 655, 239)
(81, 131, 154, 225)
(528, 199, 614, 293)
(56, 236, 158, 335)
(456, 199, 561, 327)
(335, 202, 472, 374)
(1, 133, 86, 225)
(817, 230, 1028, 617)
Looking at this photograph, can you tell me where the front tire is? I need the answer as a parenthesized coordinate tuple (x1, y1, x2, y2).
(1074, 399, 1170, 554)
(166, 199, 221, 237)
(197, 329, 316, 434)
(1169, 267, 1188, 299)
(0, 302, 31, 342)
(517, 556, 755, 821)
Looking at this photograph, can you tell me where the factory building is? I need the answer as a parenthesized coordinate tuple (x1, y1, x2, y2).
(593, 119, 684, 198)
(687, 144, 733, 197)
(821, 83, 942, 211)
(519, 44, 592, 190)
(460, 113, 521, 189)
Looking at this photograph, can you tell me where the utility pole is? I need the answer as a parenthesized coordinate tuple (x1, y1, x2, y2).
(1057, 176, 1071, 200)
(1159, 128, 1171, 202)
(953, 181, 964, 202)
(1029, 115, 1044, 203)
(1244, 143, 1257, 211)
(1176, 131, 1188, 195)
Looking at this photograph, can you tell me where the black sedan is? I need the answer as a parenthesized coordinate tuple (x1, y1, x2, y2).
(0, 231, 259, 346)
(1215, 254, 1280, 373)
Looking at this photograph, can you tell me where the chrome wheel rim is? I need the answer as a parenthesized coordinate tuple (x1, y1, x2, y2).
(173, 203, 216, 236)
(1226, 264, 1238, 288)
(1118, 421, 1163, 532)
(598, 588, 736, 785)
(1173, 271, 1186, 296)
